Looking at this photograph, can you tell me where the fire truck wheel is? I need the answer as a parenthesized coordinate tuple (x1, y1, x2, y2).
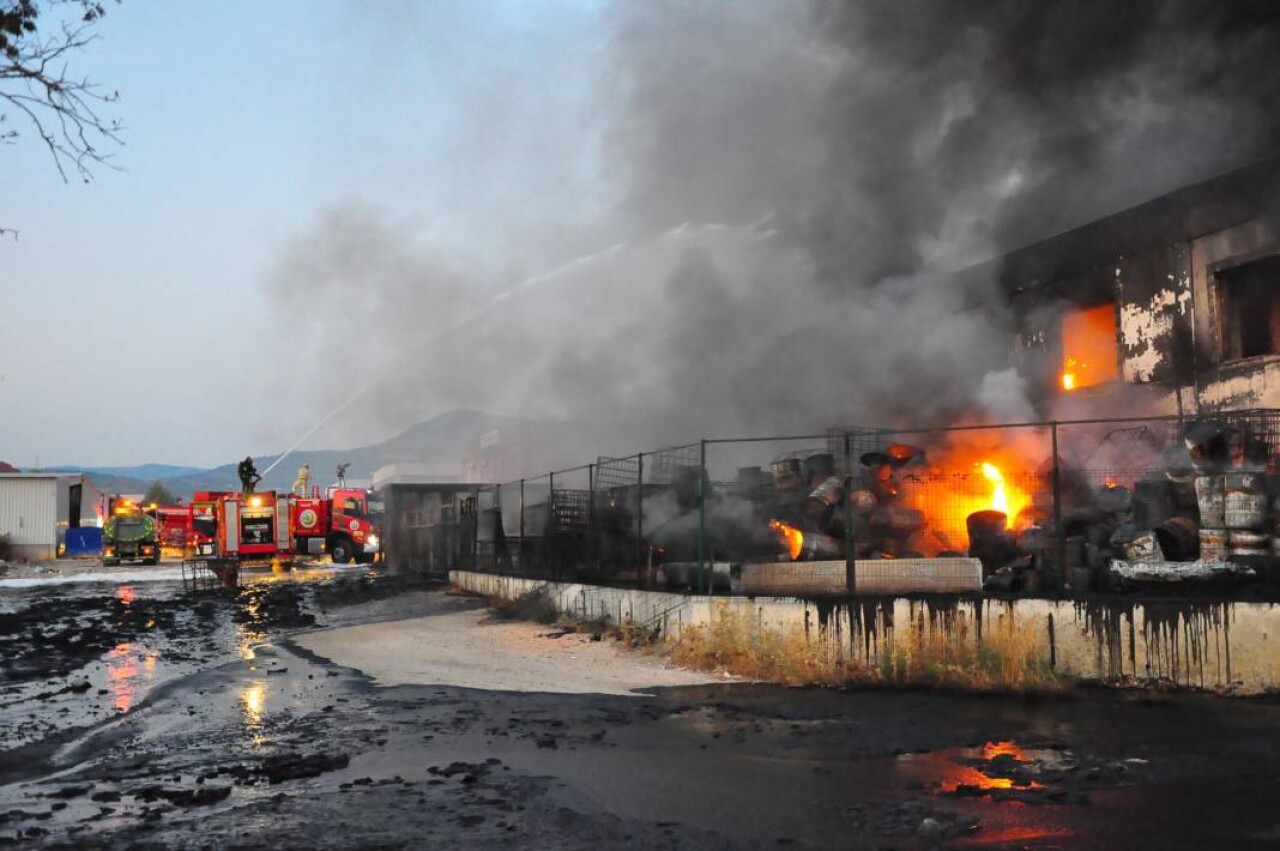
(103, 558, 119, 567)
(328, 536, 354, 564)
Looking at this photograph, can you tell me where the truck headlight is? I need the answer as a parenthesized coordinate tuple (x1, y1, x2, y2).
(367, 535, 379, 550)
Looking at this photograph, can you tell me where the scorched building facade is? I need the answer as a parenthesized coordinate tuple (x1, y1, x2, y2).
(980, 152, 1280, 415)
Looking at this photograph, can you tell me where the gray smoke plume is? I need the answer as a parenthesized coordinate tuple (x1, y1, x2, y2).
(264, 0, 1280, 469)
(804, 0, 1280, 285)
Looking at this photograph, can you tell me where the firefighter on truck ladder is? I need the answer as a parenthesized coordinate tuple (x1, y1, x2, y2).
(293, 464, 310, 496)
(238, 456, 261, 493)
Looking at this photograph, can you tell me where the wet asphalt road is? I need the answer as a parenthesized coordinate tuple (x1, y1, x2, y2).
(1, 570, 1279, 849)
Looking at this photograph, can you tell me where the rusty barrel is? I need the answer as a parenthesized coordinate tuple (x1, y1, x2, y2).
(873, 505, 926, 539)
(1097, 484, 1133, 518)
(967, 510, 1015, 575)
(801, 531, 844, 561)
(1153, 516, 1199, 562)
(1118, 530, 1164, 563)
(1199, 527, 1229, 561)
(1194, 475, 1225, 528)
(1224, 472, 1267, 530)
(1229, 530, 1268, 557)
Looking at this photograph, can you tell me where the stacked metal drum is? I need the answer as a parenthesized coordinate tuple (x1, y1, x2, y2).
(1189, 421, 1271, 560)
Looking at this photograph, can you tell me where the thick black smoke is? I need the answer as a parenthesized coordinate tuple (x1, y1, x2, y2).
(804, 0, 1280, 286)
(265, 0, 1280, 468)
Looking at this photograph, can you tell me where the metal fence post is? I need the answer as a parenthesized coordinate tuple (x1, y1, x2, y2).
(698, 439, 707, 596)
(471, 487, 480, 571)
(1051, 422, 1064, 594)
(588, 463, 598, 577)
(493, 483, 501, 572)
(843, 431, 855, 595)
(548, 471, 556, 581)
(636, 452, 645, 587)
(518, 479, 525, 576)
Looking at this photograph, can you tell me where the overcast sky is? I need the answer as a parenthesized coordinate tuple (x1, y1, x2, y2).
(2, 0, 610, 468)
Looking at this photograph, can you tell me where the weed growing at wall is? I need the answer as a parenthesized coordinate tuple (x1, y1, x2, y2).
(670, 602, 1063, 692)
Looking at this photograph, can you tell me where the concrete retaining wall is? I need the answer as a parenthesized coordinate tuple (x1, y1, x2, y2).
(450, 570, 1280, 694)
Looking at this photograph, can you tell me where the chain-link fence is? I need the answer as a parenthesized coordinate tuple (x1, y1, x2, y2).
(448, 409, 1280, 597)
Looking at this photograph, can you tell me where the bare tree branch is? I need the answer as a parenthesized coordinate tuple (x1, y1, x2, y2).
(2, 3, 122, 184)
(1, 1, 121, 231)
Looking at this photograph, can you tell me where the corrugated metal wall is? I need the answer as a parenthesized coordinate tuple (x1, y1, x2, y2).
(0, 478, 57, 547)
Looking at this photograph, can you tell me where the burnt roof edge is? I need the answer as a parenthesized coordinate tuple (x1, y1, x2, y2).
(953, 151, 1280, 299)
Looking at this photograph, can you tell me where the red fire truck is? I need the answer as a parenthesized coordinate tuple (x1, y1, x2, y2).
(215, 491, 291, 561)
(291, 486, 382, 563)
(213, 487, 381, 564)
(149, 493, 228, 558)
(189, 491, 231, 557)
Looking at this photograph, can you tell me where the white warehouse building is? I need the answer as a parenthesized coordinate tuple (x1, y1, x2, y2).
(0, 473, 103, 561)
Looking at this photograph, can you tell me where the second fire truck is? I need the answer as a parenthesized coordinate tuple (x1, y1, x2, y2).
(211, 486, 381, 564)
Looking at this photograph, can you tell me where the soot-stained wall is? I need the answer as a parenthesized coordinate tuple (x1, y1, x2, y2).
(981, 153, 1280, 414)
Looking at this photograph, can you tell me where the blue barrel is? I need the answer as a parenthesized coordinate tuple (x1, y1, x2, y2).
(64, 526, 103, 557)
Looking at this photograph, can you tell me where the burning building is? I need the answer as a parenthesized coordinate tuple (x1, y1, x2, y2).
(744, 155, 1280, 593)
(670, 156, 1280, 594)
(971, 152, 1280, 416)
(447, 156, 1280, 601)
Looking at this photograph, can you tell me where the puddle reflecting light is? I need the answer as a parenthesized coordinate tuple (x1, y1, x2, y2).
(241, 682, 267, 731)
(106, 642, 139, 713)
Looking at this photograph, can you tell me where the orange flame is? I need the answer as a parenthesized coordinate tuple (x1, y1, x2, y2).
(981, 462, 1008, 514)
(981, 461, 1030, 520)
(903, 458, 1034, 552)
(982, 740, 1027, 760)
(1061, 303, 1119, 391)
(769, 520, 804, 561)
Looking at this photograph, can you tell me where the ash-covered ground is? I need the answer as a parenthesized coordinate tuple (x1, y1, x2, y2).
(1, 566, 1279, 849)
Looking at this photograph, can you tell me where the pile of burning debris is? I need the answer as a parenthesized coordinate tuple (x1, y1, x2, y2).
(754, 418, 1279, 596)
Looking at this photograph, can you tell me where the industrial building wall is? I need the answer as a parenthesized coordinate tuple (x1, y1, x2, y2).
(383, 485, 478, 576)
(0, 478, 58, 560)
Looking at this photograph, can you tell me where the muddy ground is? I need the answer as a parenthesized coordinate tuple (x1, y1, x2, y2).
(1, 567, 1279, 849)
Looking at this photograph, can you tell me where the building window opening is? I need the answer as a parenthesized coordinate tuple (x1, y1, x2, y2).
(1216, 255, 1280, 362)
(1060, 303, 1119, 391)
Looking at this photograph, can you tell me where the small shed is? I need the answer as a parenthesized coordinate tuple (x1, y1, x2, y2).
(0, 473, 102, 561)
(378, 481, 483, 576)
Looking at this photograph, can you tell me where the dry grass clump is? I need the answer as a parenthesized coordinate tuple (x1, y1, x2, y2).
(488, 589, 662, 649)
(669, 606, 849, 686)
(671, 602, 1063, 692)
(614, 616, 663, 649)
(488, 589, 562, 625)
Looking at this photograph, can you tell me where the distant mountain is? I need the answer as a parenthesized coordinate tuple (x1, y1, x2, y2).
(48, 410, 533, 500)
(45, 463, 206, 480)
